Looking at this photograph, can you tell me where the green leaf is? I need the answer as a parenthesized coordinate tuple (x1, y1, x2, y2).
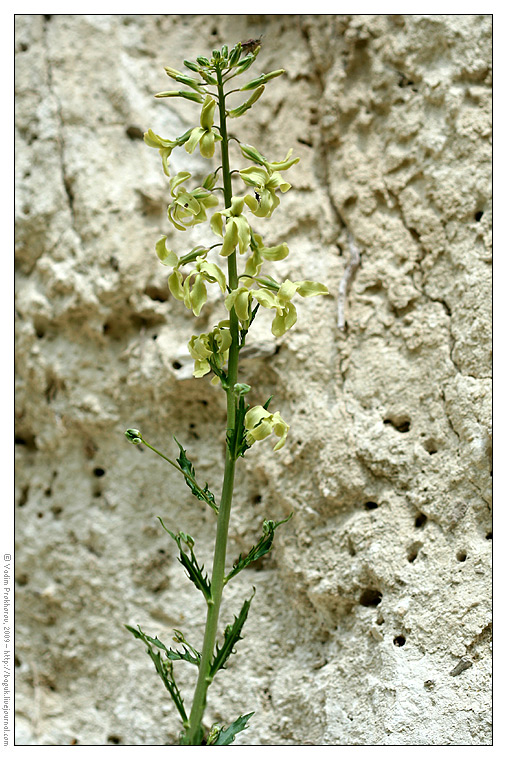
(158, 518, 212, 601)
(125, 625, 188, 725)
(225, 514, 293, 583)
(209, 592, 255, 677)
(210, 712, 255, 745)
(125, 625, 200, 666)
(173, 437, 218, 512)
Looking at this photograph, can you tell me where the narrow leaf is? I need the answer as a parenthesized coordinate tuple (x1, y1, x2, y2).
(125, 625, 188, 725)
(174, 437, 218, 512)
(158, 518, 212, 600)
(211, 712, 255, 745)
(210, 592, 255, 677)
(225, 514, 293, 583)
(125, 625, 200, 666)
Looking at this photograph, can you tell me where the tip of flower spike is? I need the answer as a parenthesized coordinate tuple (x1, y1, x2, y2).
(125, 429, 142, 444)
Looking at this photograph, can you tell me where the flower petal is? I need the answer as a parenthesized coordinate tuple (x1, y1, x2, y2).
(295, 280, 329, 297)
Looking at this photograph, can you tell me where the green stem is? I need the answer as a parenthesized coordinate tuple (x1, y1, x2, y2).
(185, 63, 241, 747)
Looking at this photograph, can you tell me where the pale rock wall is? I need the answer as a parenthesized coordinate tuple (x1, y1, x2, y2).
(15, 14, 491, 745)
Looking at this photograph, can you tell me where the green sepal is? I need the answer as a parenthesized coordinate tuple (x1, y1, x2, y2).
(235, 54, 256, 74)
(225, 514, 293, 583)
(158, 518, 212, 601)
(239, 69, 284, 90)
(183, 59, 200, 72)
(209, 591, 255, 677)
(228, 86, 265, 118)
(208, 713, 255, 746)
(228, 43, 242, 67)
(173, 437, 218, 512)
(155, 90, 204, 103)
(164, 67, 206, 93)
(125, 625, 188, 726)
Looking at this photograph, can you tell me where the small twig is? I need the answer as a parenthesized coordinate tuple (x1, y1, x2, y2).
(337, 232, 361, 331)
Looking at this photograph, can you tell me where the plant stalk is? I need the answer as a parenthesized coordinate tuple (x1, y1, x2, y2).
(185, 63, 240, 746)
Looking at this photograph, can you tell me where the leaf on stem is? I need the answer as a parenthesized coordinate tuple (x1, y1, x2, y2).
(125, 625, 201, 666)
(209, 591, 255, 677)
(158, 518, 212, 601)
(125, 625, 189, 725)
(225, 514, 293, 583)
(174, 437, 218, 512)
(208, 712, 255, 745)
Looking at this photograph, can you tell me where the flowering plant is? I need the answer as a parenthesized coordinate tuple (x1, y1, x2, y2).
(125, 41, 328, 746)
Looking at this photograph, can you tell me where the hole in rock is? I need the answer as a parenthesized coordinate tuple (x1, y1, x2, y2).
(393, 635, 406, 647)
(485, 531, 492, 540)
(144, 285, 168, 302)
(107, 736, 122, 745)
(359, 589, 382, 607)
(475, 210, 484, 222)
(126, 126, 144, 141)
(18, 486, 29, 507)
(364, 501, 378, 511)
(51, 505, 63, 518)
(172, 361, 182, 370)
(15, 655, 21, 668)
(15, 433, 37, 450)
(93, 467, 105, 478)
(456, 550, 467, 562)
(423, 439, 439, 455)
(383, 415, 411, 433)
(16, 573, 29, 587)
(407, 542, 422, 563)
(37, 512, 44, 519)
(414, 512, 427, 528)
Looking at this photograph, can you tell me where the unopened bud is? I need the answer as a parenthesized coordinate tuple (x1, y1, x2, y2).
(125, 429, 143, 445)
(228, 43, 242, 67)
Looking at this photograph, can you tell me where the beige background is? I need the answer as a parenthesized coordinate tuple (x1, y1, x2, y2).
(15, 14, 491, 745)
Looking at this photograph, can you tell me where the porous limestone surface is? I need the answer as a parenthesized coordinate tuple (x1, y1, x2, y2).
(15, 14, 491, 746)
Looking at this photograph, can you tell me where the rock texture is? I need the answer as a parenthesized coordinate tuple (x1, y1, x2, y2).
(15, 14, 491, 745)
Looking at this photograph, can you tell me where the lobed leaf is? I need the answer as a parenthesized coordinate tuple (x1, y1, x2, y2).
(225, 514, 293, 583)
(125, 625, 189, 725)
(158, 518, 212, 600)
(209, 712, 255, 745)
(173, 437, 218, 513)
(209, 591, 255, 677)
(125, 625, 201, 666)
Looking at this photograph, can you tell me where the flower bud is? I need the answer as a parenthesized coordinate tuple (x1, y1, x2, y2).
(234, 383, 251, 397)
(183, 59, 200, 72)
(155, 90, 204, 103)
(228, 43, 242, 66)
(239, 143, 265, 164)
(196, 56, 210, 66)
(263, 69, 285, 82)
(229, 86, 265, 118)
(125, 429, 143, 444)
